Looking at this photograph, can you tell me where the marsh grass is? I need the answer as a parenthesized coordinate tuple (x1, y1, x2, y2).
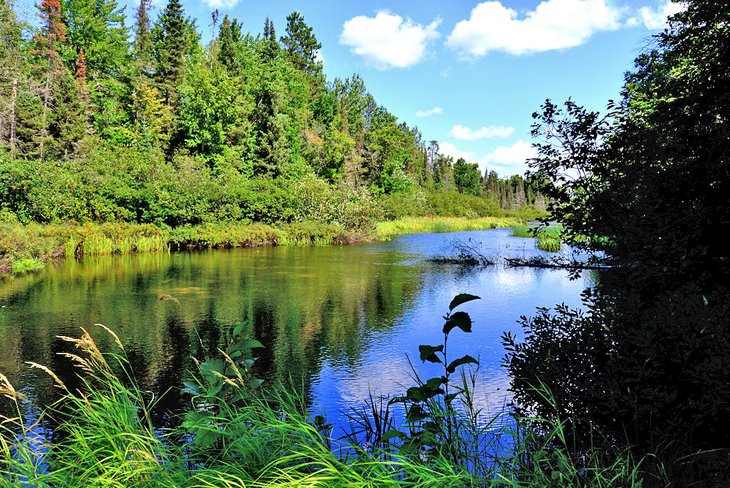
(511, 225, 563, 253)
(0, 221, 373, 276)
(536, 237, 561, 252)
(377, 217, 523, 237)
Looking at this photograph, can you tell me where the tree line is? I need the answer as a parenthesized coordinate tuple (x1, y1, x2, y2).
(0, 0, 543, 228)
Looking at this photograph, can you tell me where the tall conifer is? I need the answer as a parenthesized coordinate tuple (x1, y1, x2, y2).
(154, 0, 186, 106)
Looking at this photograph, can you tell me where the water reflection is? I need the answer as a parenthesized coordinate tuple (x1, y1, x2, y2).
(0, 230, 589, 432)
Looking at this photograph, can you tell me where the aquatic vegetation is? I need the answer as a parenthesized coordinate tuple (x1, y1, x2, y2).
(9, 258, 44, 274)
(510, 225, 563, 253)
(536, 237, 561, 252)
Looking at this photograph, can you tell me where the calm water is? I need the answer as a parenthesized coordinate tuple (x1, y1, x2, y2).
(0, 229, 591, 432)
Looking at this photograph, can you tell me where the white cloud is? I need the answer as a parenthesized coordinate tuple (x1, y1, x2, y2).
(200, 0, 242, 9)
(449, 124, 514, 140)
(484, 140, 537, 175)
(416, 107, 443, 117)
(439, 140, 537, 176)
(340, 11, 441, 69)
(637, 1, 685, 30)
(446, 0, 624, 57)
(438, 141, 478, 163)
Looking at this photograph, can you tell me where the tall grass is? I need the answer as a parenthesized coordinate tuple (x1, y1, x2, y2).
(0, 325, 654, 487)
(1, 221, 373, 277)
(10, 258, 44, 274)
(510, 225, 563, 253)
(377, 217, 524, 237)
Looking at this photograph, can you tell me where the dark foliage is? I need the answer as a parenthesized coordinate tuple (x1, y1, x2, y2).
(505, 1, 730, 483)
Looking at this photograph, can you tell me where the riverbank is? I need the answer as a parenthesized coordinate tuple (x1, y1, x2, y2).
(376, 216, 524, 237)
(0, 217, 533, 277)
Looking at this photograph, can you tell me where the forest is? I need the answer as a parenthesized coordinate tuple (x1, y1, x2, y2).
(0, 0, 544, 273)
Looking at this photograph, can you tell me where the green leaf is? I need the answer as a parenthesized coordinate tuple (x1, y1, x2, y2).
(446, 355, 479, 374)
(199, 359, 225, 376)
(444, 393, 458, 404)
(233, 322, 245, 337)
(181, 381, 200, 396)
(193, 428, 221, 449)
(406, 382, 444, 402)
(418, 344, 444, 363)
(381, 430, 404, 441)
(406, 404, 428, 422)
(182, 410, 212, 428)
(443, 311, 473, 334)
(240, 338, 265, 349)
(449, 293, 480, 311)
(425, 377, 445, 390)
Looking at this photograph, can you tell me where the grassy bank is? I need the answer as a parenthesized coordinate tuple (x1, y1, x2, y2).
(1, 216, 536, 277)
(376, 216, 524, 237)
(0, 221, 376, 277)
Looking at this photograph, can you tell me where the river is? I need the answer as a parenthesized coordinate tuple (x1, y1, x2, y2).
(0, 228, 591, 433)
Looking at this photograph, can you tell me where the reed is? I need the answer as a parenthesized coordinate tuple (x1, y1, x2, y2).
(511, 225, 563, 253)
(536, 237, 561, 252)
(82, 235, 115, 256)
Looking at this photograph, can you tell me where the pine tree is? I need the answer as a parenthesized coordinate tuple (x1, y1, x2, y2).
(134, 0, 153, 76)
(32, 0, 68, 158)
(281, 11, 321, 77)
(154, 0, 187, 106)
(262, 17, 278, 60)
(0, 0, 23, 157)
(217, 15, 238, 71)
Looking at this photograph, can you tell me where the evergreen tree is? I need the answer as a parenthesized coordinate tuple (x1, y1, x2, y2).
(262, 17, 278, 60)
(134, 0, 153, 76)
(217, 15, 238, 72)
(153, 0, 187, 106)
(0, 0, 23, 156)
(31, 0, 68, 158)
(62, 0, 129, 77)
(453, 158, 482, 196)
(281, 11, 321, 77)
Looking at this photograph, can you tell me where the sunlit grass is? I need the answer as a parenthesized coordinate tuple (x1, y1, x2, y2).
(0, 222, 375, 276)
(376, 217, 524, 237)
(10, 258, 44, 274)
(511, 225, 563, 253)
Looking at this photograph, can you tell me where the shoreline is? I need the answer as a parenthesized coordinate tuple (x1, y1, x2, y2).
(0, 216, 529, 277)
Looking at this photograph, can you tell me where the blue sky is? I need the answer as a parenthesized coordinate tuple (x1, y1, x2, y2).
(17, 0, 683, 176)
